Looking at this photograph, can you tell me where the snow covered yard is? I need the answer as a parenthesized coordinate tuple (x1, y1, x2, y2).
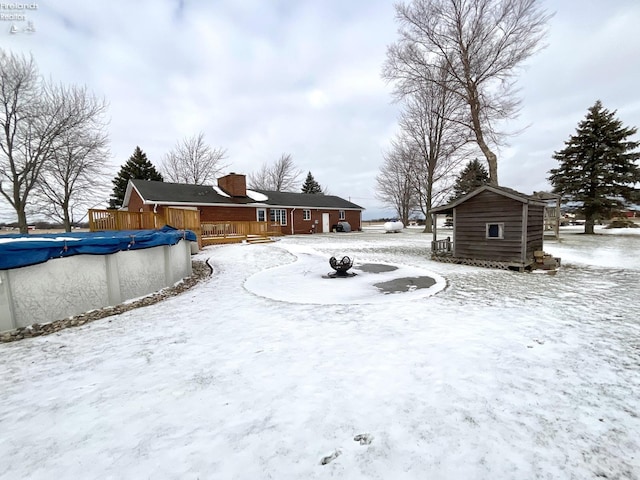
(1, 227, 639, 479)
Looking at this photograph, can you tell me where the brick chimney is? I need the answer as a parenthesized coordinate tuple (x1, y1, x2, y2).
(217, 173, 247, 197)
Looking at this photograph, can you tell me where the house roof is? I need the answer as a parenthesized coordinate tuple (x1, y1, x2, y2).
(252, 189, 363, 210)
(430, 185, 547, 214)
(124, 180, 253, 206)
(124, 180, 364, 210)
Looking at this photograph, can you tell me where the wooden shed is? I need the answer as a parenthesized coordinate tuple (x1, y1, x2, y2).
(430, 185, 548, 271)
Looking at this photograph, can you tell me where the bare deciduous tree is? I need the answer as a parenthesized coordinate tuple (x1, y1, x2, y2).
(0, 49, 104, 233)
(162, 132, 227, 185)
(35, 97, 110, 231)
(398, 68, 471, 232)
(383, 0, 551, 185)
(376, 139, 419, 226)
(248, 153, 302, 191)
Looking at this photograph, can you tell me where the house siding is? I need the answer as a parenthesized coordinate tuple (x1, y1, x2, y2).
(199, 206, 257, 223)
(125, 180, 363, 236)
(273, 208, 361, 234)
(126, 200, 361, 235)
(454, 191, 524, 263)
(526, 205, 544, 258)
(128, 189, 146, 212)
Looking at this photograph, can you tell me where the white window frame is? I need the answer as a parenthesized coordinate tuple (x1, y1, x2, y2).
(256, 208, 266, 222)
(270, 208, 287, 226)
(486, 222, 504, 239)
(339, 210, 345, 220)
(303, 209, 311, 221)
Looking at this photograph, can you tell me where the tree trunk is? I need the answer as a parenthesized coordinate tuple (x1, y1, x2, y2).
(584, 218, 595, 234)
(63, 209, 72, 232)
(17, 208, 29, 234)
(423, 211, 433, 233)
(480, 146, 498, 186)
(469, 91, 499, 185)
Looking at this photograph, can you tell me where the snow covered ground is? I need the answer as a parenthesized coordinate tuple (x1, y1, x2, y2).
(1, 227, 639, 479)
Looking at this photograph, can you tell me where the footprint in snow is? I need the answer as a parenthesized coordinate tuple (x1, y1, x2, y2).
(320, 449, 341, 465)
(354, 433, 374, 445)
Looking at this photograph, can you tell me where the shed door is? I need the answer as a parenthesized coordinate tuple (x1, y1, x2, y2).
(322, 213, 330, 233)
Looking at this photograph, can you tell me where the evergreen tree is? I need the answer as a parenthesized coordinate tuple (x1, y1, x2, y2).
(301, 171, 323, 194)
(549, 100, 640, 234)
(450, 159, 490, 201)
(109, 146, 163, 208)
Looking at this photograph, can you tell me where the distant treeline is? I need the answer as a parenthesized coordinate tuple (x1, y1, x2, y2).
(0, 221, 90, 230)
(364, 218, 426, 224)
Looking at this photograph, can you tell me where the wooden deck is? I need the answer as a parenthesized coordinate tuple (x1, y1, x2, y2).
(89, 208, 200, 247)
(201, 221, 280, 245)
(431, 237, 452, 254)
(431, 238, 531, 270)
(89, 210, 281, 248)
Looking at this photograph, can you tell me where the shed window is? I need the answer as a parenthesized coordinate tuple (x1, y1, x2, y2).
(270, 209, 287, 226)
(339, 210, 345, 220)
(303, 209, 311, 221)
(486, 223, 504, 239)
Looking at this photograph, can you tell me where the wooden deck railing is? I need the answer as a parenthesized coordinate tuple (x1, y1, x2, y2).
(89, 208, 203, 247)
(87, 209, 289, 248)
(201, 221, 276, 238)
(163, 208, 201, 245)
(431, 237, 452, 254)
(89, 210, 161, 231)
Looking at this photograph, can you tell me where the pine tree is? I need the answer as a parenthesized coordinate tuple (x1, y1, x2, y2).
(450, 159, 490, 201)
(549, 100, 640, 234)
(301, 171, 323, 194)
(109, 146, 163, 208)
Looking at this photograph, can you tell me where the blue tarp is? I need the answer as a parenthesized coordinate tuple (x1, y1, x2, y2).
(0, 225, 197, 270)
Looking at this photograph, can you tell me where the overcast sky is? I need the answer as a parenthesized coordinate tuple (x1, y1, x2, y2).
(2, 0, 639, 222)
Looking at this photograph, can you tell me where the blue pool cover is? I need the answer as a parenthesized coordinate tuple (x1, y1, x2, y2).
(0, 225, 197, 270)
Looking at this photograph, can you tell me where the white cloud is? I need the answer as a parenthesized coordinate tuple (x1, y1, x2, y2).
(307, 89, 328, 108)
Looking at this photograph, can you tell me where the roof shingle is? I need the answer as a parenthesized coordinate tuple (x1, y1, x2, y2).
(127, 180, 364, 210)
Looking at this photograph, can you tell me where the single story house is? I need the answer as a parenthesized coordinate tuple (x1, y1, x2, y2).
(430, 185, 547, 271)
(122, 173, 364, 235)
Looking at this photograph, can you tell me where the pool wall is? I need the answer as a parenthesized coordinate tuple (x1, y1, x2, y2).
(0, 240, 193, 332)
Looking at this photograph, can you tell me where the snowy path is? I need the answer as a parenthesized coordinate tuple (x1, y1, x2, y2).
(1, 229, 639, 479)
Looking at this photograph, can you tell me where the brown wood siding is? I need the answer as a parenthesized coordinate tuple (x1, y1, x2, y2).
(526, 205, 544, 257)
(454, 191, 524, 262)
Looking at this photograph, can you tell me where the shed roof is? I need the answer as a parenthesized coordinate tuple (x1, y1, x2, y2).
(124, 180, 364, 210)
(430, 185, 547, 214)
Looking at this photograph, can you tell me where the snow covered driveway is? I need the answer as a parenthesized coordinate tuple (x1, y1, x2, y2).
(1, 228, 639, 479)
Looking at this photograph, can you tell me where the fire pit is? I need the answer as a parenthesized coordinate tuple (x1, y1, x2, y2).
(327, 255, 356, 278)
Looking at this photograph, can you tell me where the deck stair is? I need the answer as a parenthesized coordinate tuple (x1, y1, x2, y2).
(246, 235, 275, 244)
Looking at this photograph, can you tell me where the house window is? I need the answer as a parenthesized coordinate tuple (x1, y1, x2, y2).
(303, 209, 311, 221)
(256, 208, 266, 222)
(270, 209, 287, 226)
(339, 210, 345, 220)
(486, 222, 504, 239)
